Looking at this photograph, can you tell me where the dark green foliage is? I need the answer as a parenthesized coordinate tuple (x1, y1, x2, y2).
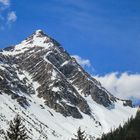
(5, 115, 28, 140)
(97, 110, 140, 140)
(72, 127, 87, 140)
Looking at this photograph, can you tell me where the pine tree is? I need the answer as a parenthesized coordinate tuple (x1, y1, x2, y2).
(98, 109, 140, 140)
(5, 115, 28, 140)
(72, 127, 87, 140)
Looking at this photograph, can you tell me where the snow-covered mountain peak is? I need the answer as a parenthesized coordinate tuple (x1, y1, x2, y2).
(31, 29, 48, 39)
(1, 30, 54, 56)
(0, 30, 138, 140)
(22, 29, 51, 47)
(35, 29, 44, 34)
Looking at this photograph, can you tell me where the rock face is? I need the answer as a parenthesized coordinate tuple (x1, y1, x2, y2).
(0, 30, 137, 140)
(0, 30, 131, 118)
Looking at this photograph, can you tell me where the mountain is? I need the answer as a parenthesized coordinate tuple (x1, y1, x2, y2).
(0, 30, 137, 140)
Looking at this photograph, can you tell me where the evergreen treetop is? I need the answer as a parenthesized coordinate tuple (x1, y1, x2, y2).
(6, 115, 29, 140)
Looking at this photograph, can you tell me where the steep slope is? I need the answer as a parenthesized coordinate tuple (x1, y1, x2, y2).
(0, 30, 138, 140)
(98, 109, 140, 140)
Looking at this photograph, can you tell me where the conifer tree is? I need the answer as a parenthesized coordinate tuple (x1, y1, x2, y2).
(5, 115, 28, 140)
(98, 109, 140, 140)
(72, 127, 87, 140)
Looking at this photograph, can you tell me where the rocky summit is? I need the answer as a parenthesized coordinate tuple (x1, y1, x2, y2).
(0, 30, 137, 140)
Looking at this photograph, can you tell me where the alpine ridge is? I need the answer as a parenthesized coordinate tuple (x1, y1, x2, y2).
(0, 30, 137, 140)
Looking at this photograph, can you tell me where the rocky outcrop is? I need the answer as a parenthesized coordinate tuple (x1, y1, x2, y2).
(123, 100, 133, 107)
(0, 30, 132, 119)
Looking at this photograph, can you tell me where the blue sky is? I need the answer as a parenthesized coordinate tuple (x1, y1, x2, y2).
(0, 0, 140, 104)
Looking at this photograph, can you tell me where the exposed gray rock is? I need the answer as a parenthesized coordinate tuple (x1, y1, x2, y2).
(123, 100, 133, 107)
(0, 30, 133, 120)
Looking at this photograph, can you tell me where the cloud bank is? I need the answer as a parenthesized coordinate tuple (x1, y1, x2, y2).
(94, 72, 140, 100)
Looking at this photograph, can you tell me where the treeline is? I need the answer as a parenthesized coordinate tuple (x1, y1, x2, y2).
(1, 110, 140, 140)
(97, 110, 140, 140)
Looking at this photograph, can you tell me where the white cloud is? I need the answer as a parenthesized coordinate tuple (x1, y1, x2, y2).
(72, 55, 91, 67)
(0, 0, 10, 6)
(94, 72, 140, 100)
(7, 11, 17, 23)
(0, 0, 17, 29)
